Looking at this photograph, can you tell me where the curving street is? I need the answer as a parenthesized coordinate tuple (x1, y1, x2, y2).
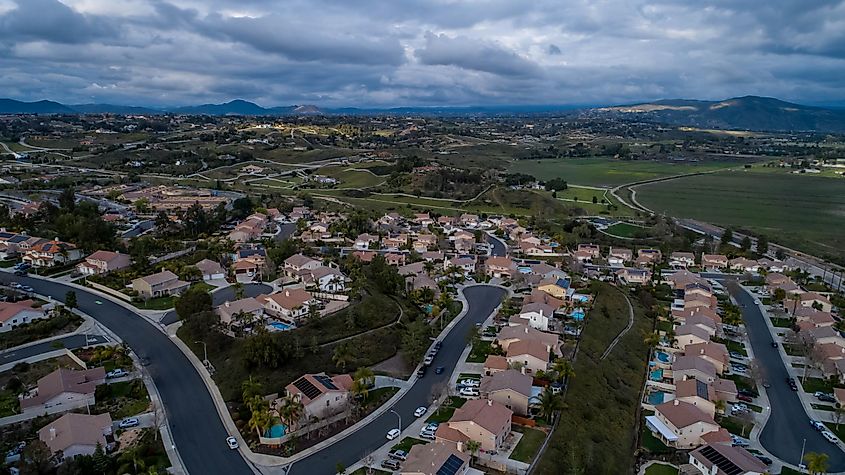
(0, 273, 254, 475)
(287, 284, 507, 475)
(727, 282, 845, 470)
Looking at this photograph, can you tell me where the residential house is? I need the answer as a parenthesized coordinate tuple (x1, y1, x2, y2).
(672, 356, 718, 384)
(486, 256, 516, 279)
(479, 369, 533, 416)
(608, 247, 632, 266)
(666, 270, 709, 290)
(497, 325, 560, 356)
(305, 266, 347, 293)
(23, 239, 83, 268)
(352, 250, 376, 263)
(537, 278, 570, 300)
(513, 302, 554, 331)
(284, 254, 322, 276)
(798, 292, 834, 313)
(638, 248, 662, 263)
(675, 325, 712, 350)
(216, 298, 265, 327)
(39, 413, 113, 460)
(701, 255, 728, 270)
(454, 237, 475, 254)
(436, 399, 512, 452)
(673, 306, 721, 326)
(729, 257, 760, 273)
(413, 213, 434, 227)
(76, 250, 131, 276)
(711, 378, 738, 403)
(459, 214, 480, 228)
(261, 289, 315, 322)
(132, 270, 190, 299)
(576, 243, 600, 258)
(684, 342, 730, 374)
(232, 259, 260, 282)
(670, 252, 696, 268)
(483, 355, 509, 376)
(413, 234, 438, 252)
(616, 268, 651, 285)
(684, 314, 719, 338)
(354, 233, 380, 250)
(647, 400, 721, 449)
(384, 234, 410, 251)
(20, 368, 106, 415)
(0, 300, 51, 333)
(505, 339, 549, 374)
(401, 442, 469, 475)
(445, 256, 476, 274)
(794, 308, 835, 330)
(674, 379, 717, 417)
(386, 253, 407, 266)
(194, 259, 225, 281)
(688, 444, 768, 475)
(283, 373, 353, 420)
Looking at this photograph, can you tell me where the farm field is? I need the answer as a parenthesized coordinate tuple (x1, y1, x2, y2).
(508, 157, 741, 188)
(636, 169, 845, 262)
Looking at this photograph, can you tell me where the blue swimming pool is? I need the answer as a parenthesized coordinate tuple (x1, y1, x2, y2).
(264, 424, 287, 438)
(656, 351, 670, 363)
(268, 322, 293, 331)
(649, 369, 663, 381)
(647, 391, 667, 405)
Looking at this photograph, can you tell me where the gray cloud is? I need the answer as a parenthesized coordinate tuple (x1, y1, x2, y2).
(0, 0, 842, 107)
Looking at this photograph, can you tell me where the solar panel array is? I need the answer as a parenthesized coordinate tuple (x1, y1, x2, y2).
(292, 377, 321, 400)
(437, 454, 465, 475)
(314, 375, 338, 390)
(699, 445, 742, 475)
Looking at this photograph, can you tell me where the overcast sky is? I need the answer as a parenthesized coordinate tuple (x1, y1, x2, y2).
(1, 0, 844, 107)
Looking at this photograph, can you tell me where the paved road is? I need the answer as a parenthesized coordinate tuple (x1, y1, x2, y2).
(275, 223, 297, 242)
(486, 233, 507, 257)
(160, 283, 273, 325)
(727, 282, 845, 470)
(288, 284, 506, 475)
(0, 273, 254, 475)
(0, 334, 108, 366)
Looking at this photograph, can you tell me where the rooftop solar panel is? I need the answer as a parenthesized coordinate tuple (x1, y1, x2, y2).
(700, 445, 742, 475)
(292, 377, 321, 400)
(437, 454, 465, 475)
(314, 375, 338, 390)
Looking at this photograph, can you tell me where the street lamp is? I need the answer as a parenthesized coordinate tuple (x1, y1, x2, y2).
(389, 409, 401, 434)
(799, 437, 806, 468)
(194, 340, 208, 366)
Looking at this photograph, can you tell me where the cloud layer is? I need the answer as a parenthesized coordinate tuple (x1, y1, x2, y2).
(0, 0, 843, 107)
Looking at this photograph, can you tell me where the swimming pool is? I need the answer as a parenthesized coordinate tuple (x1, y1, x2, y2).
(647, 391, 668, 405)
(649, 369, 663, 381)
(268, 322, 293, 331)
(655, 351, 670, 363)
(264, 424, 287, 438)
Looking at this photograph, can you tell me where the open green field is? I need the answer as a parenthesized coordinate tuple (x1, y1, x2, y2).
(604, 222, 650, 238)
(636, 169, 845, 262)
(535, 283, 651, 474)
(509, 158, 740, 188)
(312, 165, 387, 188)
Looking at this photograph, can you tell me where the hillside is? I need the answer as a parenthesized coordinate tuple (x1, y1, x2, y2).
(594, 95, 845, 133)
(0, 99, 75, 114)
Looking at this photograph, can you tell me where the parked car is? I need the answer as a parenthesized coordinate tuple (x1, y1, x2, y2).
(417, 366, 426, 378)
(738, 388, 758, 398)
(729, 351, 745, 359)
(811, 420, 826, 432)
(118, 418, 139, 429)
(434, 341, 443, 350)
(386, 428, 401, 440)
(381, 459, 401, 470)
(755, 455, 773, 465)
(459, 379, 479, 387)
(771, 341, 778, 348)
(414, 406, 427, 418)
(731, 435, 750, 447)
(107, 369, 128, 379)
(819, 394, 837, 403)
(737, 394, 753, 403)
(13, 269, 26, 276)
(419, 431, 436, 440)
(226, 436, 239, 450)
(434, 366, 444, 374)
(459, 387, 480, 397)
(822, 430, 839, 444)
(20, 285, 34, 293)
(388, 449, 408, 461)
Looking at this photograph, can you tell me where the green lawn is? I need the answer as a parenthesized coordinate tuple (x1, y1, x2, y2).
(94, 379, 151, 419)
(466, 340, 495, 363)
(637, 168, 845, 264)
(604, 222, 651, 238)
(0, 311, 83, 349)
(508, 157, 737, 188)
(724, 374, 756, 394)
(0, 259, 17, 268)
(801, 377, 842, 394)
(645, 463, 679, 475)
(535, 283, 651, 473)
(510, 426, 547, 463)
(133, 295, 175, 310)
(640, 420, 671, 454)
(770, 317, 794, 328)
(718, 415, 754, 437)
(390, 437, 428, 453)
(0, 390, 20, 417)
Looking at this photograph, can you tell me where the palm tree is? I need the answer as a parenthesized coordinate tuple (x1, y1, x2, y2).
(551, 358, 575, 383)
(352, 367, 375, 401)
(278, 395, 304, 432)
(241, 376, 262, 403)
(804, 452, 829, 475)
(714, 399, 726, 415)
(333, 343, 353, 371)
(643, 331, 661, 348)
(465, 440, 481, 464)
(248, 405, 272, 437)
(538, 387, 563, 421)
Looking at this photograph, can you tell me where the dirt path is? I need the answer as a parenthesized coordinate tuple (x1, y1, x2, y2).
(600, 286, 634, 360)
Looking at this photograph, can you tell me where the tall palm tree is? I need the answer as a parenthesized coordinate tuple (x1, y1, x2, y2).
(643, 332, 661, 349)
(804, 452, 829, 475)
(714, 399, 726, 415)
(333, 344, 353, 371)
(278, 395, 304, 432)
(241, 376, 262, 403)
(248, 406, 272, 437)
(551, 358, 575, 383)
(465, 440, 481, 464)
(352, 367, 375, 401)
(538, 387, 563, 421)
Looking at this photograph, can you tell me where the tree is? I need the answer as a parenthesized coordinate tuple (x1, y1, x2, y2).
(551, 358, 575, 383)
(174, 286, 212, 320)
(332, 343, 353, 371)
(740, 236, 752, 252)
(401, 319, 431, 366)
(538, 387, 563, 420)
(773, 287, 786, 302)
(757, 234, 769, 255)
(248, 404, 272, 437)
(714, 399, 726, 414)
(804, 452, 829, 475)
(720, 228, 733, 246)
(278, 394, 304, 431)
(352, 367, 375, 401)
(241, 376, 263, 403)
(466, 440, 481, 464)
(643, 331, 661, 348)
(92, 442, 111, 474)
(20, 439, 54, 475)
(64, 290, 77, 309)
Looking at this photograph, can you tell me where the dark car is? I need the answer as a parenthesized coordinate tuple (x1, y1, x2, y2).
(416, 366, 426, 378)
(755, 455, 773, 465)
(738, 388, 758, 398)
(819, 394, 837, 403)
(381, 459, 401, 470)
(737, 394, 753, 403)
(13, 269, 26, 276)
(771, 341, 778, 348)
(434, 366, 444, 374)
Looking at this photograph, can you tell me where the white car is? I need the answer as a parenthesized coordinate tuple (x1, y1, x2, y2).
(753, 300, 761, 305)
(107, 369, 128, 379)
(414, 406, 427, 418)
(226, 436, 239, 450)
(459, 387, 480, 397)
(459, 379, 479, 387)
(822, 430, 839, 444)
(386, 428, 401, 440)
(118, 418, 139, 429)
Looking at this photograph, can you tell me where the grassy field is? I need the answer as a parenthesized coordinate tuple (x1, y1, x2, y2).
(510, 426, 547, 463)
(636, 168, 845, 262)
(508, 157, 739, 188)
(535, 283, 651, 474)
(645, 463, 679, 475)
(604, 222, 650, 238)
(312, 165, 387, 188)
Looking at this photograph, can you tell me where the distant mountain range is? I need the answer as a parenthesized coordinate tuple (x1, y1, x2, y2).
(2, 95, 845, 132)
(591, 96, 845, 133)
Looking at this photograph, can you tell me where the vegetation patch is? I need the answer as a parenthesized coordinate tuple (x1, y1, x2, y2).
(509, 426, 547, 463)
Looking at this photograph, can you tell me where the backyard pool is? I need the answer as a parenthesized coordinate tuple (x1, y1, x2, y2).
(649, 369, 664, 381)
(655, 351, 670, 363)
(647, 391, 672, 405)
(264, 424, 287, 438)
(268, 322, 293, 331)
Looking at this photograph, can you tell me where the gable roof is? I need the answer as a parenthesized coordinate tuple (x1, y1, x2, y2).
(0, 299, 41, 324)
(480, 369, 533, 398)
(506, 339, 550, 362)
(656, 400, 716, 428)
(402, 442, 469, 475)
(21, 368, 105, 410)
(690, 443, 768, 474)
(39, 413, 112, 454)
(449, 399, 512, 434)
(264, 288, 312, 311)
(136, 270, 179, 286)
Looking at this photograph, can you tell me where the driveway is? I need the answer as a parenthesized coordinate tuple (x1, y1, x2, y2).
(727, 281, 845, 470)
(0, 273, 254, 475)
(287, 285, 507, 475)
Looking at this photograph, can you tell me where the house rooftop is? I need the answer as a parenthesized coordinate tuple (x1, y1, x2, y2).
(402, 442, 469, 475)
(480, 369, 533, 398)
(449, 399, 512, 435)
(656, 399, 716, 428)
(690, 443, 768, 475)
(39, 413, 112, 455)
